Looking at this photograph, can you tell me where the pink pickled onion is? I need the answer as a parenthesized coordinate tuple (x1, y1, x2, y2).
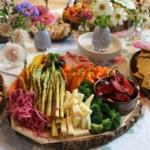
(8, 89, 49, 133)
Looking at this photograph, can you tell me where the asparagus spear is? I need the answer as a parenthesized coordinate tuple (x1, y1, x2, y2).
(46, 82, 53, 117)
(38, 71, 46, 112)
(60, 76, 65, 118)
(41, 69, 50, 114)
(35, 68, 43, 110)
(55, 74, 60, 117)
(32, 66, 39, 106)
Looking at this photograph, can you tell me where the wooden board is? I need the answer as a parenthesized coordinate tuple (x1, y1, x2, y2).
(11, 101, 142, 150)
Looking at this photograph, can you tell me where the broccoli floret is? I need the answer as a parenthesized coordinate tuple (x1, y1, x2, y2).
(100, 103, 111, 116)
(106, 108, 121, 129)
(91, 123, 104, 134)
(108, 109, 117, 118)
(102, 118, 112, 131)
(91, 97, 103, 106)
(111, 112, 121, 129)
(90, 103, 100, 113)
(91, 112, 103, 124)
(79, 80, 93, 101)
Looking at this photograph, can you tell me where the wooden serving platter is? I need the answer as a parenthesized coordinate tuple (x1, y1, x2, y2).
(130, 51, 150, 99)
(11, 101, 142, 150)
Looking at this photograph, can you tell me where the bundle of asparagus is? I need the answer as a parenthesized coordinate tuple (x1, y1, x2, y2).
(24, 53, 66, 137)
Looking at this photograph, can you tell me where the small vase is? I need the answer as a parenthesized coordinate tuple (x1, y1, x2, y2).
(34, 30, 51, 51)
(0, 34, 9, 44)
(92, 26, 110, 52)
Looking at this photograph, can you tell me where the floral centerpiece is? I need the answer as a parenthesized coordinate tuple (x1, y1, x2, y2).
(0, 1, 38, 43)
(63, 2, 92, 30)
(0, 1, 34, 63)
(31, 5, 56, 51)
(92, 0, 128, 51)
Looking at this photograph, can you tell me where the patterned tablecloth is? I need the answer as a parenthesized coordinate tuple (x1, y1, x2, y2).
(0, 29, 150, 150)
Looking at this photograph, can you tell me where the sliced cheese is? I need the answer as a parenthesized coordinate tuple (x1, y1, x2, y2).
(87, 115, 91, 130)
(61, 118, 67, 136)
(52, 120, 58, 137)
(64, 98, 78, 109)
(74, 128, 89, 136)
(72, 89, 78, 97)
(66, 116, 74, 136)
(73, 116, 81, 128)
(84, 94, 94, 108)
(80, 102, 92, 116)
(81, 116, 86, 129)
(72, 104, 82, 116)
(76, 93, 84, 103)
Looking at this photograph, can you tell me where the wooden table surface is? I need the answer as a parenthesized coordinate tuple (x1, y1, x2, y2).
(15, 0, 67, 9)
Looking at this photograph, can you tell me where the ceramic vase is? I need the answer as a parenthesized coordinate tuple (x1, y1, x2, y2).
(92, 26, 110, 52)
(34, 30, 51, 51)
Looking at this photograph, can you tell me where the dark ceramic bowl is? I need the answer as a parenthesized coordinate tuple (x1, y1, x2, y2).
(94, 77, 140, 116)
(130, 51, 150, 99)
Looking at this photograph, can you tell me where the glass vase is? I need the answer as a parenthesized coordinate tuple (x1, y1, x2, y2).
(34, 30, 51, 51)
(92, 26, 110, 52)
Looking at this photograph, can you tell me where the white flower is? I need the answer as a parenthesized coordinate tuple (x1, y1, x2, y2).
(4, 43, 25, 63)
(12, 28, 29, 46)
(111, 8, 128, 25)
(0, 23, 11, 37)
(113, 0, 136, 10)
(93, 0, 114, 15)
(0, 0, 10, 8)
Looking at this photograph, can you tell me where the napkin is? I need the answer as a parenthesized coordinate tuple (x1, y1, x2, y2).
(112, 30, 128, 38)
(132, 41, 150, 51)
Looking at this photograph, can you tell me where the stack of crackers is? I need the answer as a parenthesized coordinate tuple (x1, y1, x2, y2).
(134, 50, 150, 90)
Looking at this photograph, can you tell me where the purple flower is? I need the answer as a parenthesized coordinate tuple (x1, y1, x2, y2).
(15, 2, 39, 17)
(20, 2, 32, 9)
(32, 6, 39, 16)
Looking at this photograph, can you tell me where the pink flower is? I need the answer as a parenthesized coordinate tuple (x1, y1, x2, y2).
(82, 9, 93, 20)
(0, 23, 11, 37)
(12, 28, 29, 46)
(4, 43, 25, 63)
(31, 5, 56, 30)
(39, 13, 56, 25)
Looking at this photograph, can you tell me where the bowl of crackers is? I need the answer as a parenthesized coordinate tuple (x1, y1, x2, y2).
(130, 49, 150, 98)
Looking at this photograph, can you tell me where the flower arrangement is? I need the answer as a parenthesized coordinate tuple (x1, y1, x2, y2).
(31, 6, 56, 31)
(0, 1, 40, 35)
(63, 2, 92, 24)
(92, 0, 128, 28)
(14, 1, 39, 30)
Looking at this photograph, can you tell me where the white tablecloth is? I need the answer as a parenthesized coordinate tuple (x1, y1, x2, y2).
(0, 29, 150, 150)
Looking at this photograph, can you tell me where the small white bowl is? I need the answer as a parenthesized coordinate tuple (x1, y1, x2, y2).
(77, 32, 122, 65)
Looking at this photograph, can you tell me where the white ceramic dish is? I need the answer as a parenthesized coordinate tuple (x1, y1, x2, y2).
(77, 32, 122, 65)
